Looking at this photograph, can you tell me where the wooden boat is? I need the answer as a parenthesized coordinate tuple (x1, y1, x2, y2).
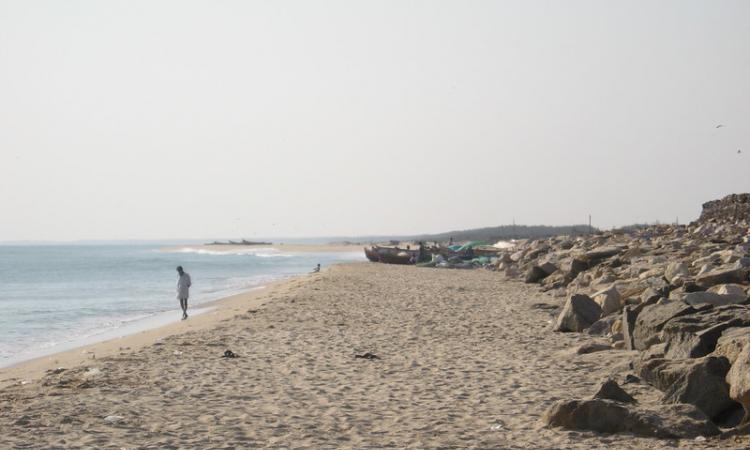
(364, 245, 416, 265)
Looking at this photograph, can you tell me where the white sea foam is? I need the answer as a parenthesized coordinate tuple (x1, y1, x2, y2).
(171, 247, 293, 257)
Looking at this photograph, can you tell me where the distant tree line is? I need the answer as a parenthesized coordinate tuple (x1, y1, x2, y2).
(411, 224, 598, 243)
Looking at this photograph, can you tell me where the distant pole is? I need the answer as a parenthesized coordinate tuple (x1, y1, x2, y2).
(512, 218, 516, 240)
(588, 214, 592, 234)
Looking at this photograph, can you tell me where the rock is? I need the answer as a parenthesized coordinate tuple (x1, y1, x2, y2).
(539, 271, 566, 291)
(593, 285, 622, 316)
(714, 327, 750, 363)
(640, 287, 662, 304)
(623, 374, 641, 384)
(13, 415, 31, 426)
(639, 267, 664, 280)
(632, 302, 702, 351)
(641, 342, 667, 360)
(104, 415, 125, 424)
(641, 276, 671, 296)
(575, 341, 612, 354)
(554, 294, 602, 332)
(661, 305, 750, 359)
(708, 284, 749, 305)
(709, 283, 748, 297)
(665, 261, 690, 284)
(542, 398, 719, 438)
(697, 264, 715, 276)
(635, 356, 735, 419)
(727, 345, 750, 424)
(539, 261, 558, 276)
(564, 257, 590, 282)
(504, 267, 519, 278)
(587, 315, 620, 336)
(621, 294, 663, 350)
(593, 379, 635, 403)
(696, 267, 749, 289)
(611, 319, 623, 334)
(681, 291, 744, 307)
(584, 246, 624, 261)
(592, 273, 616, 289)
(525, 265, 548, 283)
(559, 240, 575, 250)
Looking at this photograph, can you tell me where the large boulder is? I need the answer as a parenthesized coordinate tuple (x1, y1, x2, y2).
(727, 345, 750, 424)
(660, 305, 750, 359)
(542, 398, 719, 438)
(632, 301, 704, 351)
(554, 294, 602, 332)
(635, 356, 735, 420)
(696, 267, 748, 289)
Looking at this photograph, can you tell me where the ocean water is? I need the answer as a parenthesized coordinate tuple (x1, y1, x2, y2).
(0, 245, 363, 366)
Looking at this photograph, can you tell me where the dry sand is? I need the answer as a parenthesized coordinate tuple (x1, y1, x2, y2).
(0, 263, 745, 449)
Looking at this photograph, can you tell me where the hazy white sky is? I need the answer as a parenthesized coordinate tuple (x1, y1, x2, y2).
(1, 1, 749, 241)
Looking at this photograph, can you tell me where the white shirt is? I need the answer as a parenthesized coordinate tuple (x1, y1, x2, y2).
(177, 272, 192, 299)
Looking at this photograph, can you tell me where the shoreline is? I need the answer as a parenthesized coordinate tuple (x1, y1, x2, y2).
(3, 262, 729, 448)
(0, 272, 319, 389)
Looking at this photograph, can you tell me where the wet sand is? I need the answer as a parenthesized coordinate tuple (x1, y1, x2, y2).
(0, 263, 743, 449)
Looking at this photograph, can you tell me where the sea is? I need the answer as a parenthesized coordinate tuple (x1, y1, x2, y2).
(0, 244, 364, 367)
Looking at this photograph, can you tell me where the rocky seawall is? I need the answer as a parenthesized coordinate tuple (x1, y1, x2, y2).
(494, 193, 750, 439)
(698, 193, 750, 225)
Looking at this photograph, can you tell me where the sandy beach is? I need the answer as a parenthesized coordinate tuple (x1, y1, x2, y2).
(0, 263, 744, 449)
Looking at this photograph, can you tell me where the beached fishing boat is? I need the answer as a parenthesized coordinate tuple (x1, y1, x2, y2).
(364, 245, 417, 265)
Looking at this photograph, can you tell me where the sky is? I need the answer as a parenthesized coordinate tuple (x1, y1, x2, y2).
(0, 1, 749, 241)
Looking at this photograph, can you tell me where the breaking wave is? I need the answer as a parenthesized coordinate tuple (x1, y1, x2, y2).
(170, 247, 293, 258)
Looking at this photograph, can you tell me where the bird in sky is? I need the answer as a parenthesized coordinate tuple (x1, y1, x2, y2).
(716, 124, 725, 128)
(738, 149, 742, 154)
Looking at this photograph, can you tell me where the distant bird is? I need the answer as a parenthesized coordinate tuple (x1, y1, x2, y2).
(716, 124, 725, 128)
(739, 149, 742, 154)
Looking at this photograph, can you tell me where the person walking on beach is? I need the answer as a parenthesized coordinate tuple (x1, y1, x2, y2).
(176, 266, 191, 320)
